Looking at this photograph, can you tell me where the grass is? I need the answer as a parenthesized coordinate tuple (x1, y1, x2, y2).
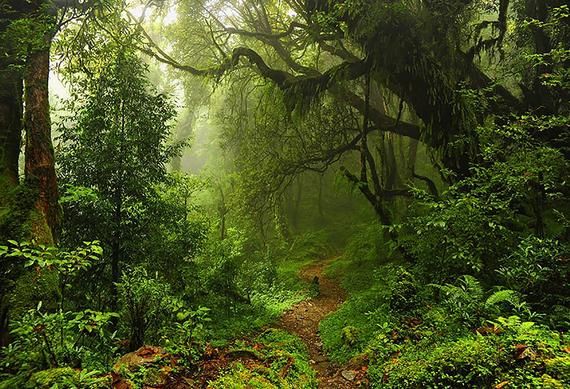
(319, 222, 401, 363)
(205, 230, 332, 345)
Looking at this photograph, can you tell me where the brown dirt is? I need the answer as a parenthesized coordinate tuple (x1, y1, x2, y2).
(111, 259, 369, 388)
(275, 258, 369, 388)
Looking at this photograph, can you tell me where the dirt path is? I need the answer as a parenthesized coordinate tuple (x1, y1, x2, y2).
(275, 258, 367, 388)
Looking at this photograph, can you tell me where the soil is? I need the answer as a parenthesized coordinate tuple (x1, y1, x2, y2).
(111, 258, 369, 388)
(275, 258, 368, 388)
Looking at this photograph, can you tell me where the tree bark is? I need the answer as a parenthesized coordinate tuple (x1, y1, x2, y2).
(0, 69, 23, 185)
(24, 43, 60, 243)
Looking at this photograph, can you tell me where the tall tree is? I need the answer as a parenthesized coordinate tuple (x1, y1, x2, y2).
(58, 50, 177, 307)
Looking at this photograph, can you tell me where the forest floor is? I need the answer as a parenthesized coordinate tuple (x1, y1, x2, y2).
(274, 258, 368, 388)
(112, 258, 369, 388)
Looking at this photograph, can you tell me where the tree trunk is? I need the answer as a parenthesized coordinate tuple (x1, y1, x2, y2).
(24, 44, 59, 243)
(0, 69, 23, 186)
(317, 173, 324, 218)
(111, 191, 122, 310)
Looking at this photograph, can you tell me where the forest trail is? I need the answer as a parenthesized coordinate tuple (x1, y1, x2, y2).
(274, 258, 367, 388)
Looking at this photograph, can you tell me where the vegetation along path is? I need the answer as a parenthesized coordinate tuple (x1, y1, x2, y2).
(275, 258, 368, 388)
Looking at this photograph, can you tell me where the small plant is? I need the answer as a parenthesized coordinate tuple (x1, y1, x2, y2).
(341, 325, 360, 347)
(2, 304, 117, 373)
(117, 266, 173, 350)
(430, 275, 485, 327)
(389, 267, 419, 314)
(163, 306, 211, 363)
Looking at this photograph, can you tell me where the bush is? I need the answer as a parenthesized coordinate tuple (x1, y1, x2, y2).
(498, 236, 569, 310)
(369, 316, 569, 388)
(1, 307, 117, 374)
(117, 266, 176, 350)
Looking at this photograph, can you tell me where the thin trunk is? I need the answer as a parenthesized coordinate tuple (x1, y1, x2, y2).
(292, 176, 302, 228)
(111, 98, 126, 310)
(534, 173, 546, 238)
(317, 173, 324, 218)
(218, 186, 227, 240)
(110, 186, 122, 311)
(24, 44, 59, 243)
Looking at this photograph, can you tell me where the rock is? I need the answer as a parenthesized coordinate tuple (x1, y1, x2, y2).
(113, 346, 166, 372)
(112, 346, 173, 389)
(341, 370, 357, 381)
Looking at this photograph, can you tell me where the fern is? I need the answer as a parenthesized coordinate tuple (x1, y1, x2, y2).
(485, 290, 520, 307)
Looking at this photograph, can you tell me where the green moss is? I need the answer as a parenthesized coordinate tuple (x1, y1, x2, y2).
(26, 367, 77, 388)
(210, 329, 317, 388)
(10, 268, 60, 318)
(23, 368, 110, 388)
(0, 180, 37, 241)
(209, 363, 279, 389)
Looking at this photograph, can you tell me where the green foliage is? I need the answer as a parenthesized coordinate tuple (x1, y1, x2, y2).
(498, 236, 568, 309)
(389, 268, 420, 315)
(117, 266, 175, 350)
(210, 329, 317, 389)
(320, 238, 398, 363)
(162, 306, 210, 363)
(18, 367, 110, 389)
(369, 316, 569, 388)
(430, 275, 485, 327)
(117, 265, 211, 357)
(1, 306, 117, 375)
(341, 325, 360, 347)
(0, 239, 103, 325)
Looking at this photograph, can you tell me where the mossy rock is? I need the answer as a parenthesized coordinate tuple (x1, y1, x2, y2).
(113, 346, 167, 373)
(25, 367, 78, 388)
(113, 346, 177, 388)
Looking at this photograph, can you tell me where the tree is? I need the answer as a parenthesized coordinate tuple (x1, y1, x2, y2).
(127, 0, 560, 225)
(58, 50, 177, 308)
(0, 0, 100, 242)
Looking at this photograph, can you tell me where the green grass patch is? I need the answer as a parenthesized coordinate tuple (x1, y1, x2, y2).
(204, 231, 331, 345)
(319, 223, 400, 363)
(209, 329, 317, 388)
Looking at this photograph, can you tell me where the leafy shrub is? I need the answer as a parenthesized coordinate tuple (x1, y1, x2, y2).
(497, 236, 569, 310)
(369, 316, 569, 388)
(389, 267, 420, 315)
(341, 326, 360, 347)
(117, 266, 175, 350)
(430, 275, 485, 327)
(1, 306, 117, 375)
(162, 306, 211, 363)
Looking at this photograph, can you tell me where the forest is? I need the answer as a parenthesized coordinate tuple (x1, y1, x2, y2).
(0, 0, 569, 387)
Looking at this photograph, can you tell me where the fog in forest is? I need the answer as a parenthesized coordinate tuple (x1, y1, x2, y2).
(1, 0, 568, 387)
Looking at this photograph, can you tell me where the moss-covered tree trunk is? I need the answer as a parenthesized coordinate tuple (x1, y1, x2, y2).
(24, 43, 59, 243)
